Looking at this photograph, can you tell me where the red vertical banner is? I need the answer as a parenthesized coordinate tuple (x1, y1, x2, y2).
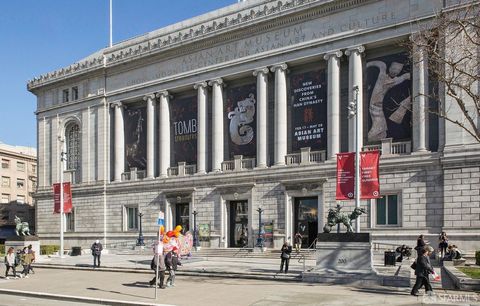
(53, 182, 73, 213)
(336, 152, 355, 200)
(360, 150, 381, 199)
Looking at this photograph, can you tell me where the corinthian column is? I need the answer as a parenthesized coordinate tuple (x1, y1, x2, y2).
(157, 91, 171, 177)
(412, 39, 429, 152)
(345, 46, 365, 152)
(270, 64, 288, 166)
(143, 94, 156, 178)
(253, 68, 269, 168)
(208, 78, 224, 172)
(112, 102, 125, 181)
(324, 51, 343, 159)
(194, 82, 208, 173)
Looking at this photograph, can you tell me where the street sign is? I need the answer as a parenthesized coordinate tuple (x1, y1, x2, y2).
(157, 211, 164, 226)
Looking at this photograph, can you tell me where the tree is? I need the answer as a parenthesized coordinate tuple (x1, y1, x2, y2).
(409, 2, 480, 143)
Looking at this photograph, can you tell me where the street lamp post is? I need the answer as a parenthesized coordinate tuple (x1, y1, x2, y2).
(136, 212, 145, 246)
(256, 207, 264, 248)
(192, 210, 199, 251)
(348, 85, 361, 233)
(59, 150, 67, 258)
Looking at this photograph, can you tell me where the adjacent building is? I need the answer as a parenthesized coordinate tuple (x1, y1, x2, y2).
(28, 0, 480, 251)
(0, 142, 36, 240)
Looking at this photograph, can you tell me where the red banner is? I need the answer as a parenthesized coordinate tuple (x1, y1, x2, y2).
(360, 150, 381, 199)
(336, 152, 355, 200)
(53, 182, 73, 214)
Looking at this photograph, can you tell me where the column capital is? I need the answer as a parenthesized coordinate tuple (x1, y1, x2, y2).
(208, 78, 223, 86)
(323, 50, 343, 61)
(194, 81, 208, 90)
(110, 101, 124, 109)
(143, 93, 156, 102)
(156, 91, 170, 99)
(345, 45, 365, 56)
(270, 63, 288, 73)
(253, 67, 269, 77)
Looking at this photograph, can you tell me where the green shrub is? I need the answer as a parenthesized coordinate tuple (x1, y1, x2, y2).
(40, 245, 60, 255)
(476, 250, 480, 266)
(0, 244, 4, 257)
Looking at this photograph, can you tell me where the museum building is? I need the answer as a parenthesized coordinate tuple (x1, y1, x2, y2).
(28, 0, 480, 251)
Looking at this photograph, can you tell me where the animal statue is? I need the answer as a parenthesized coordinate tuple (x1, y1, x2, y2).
(323, 206, 367, 233)
(228, 93, 256, 145)
(14, 215, 31, 236)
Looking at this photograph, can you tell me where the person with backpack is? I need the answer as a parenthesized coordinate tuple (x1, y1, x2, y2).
(4, 247, 18, 279)
(90, 240, 103, 268)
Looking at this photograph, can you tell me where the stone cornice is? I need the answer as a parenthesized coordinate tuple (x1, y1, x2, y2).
(253, 67, 270, 76)
(323, 50, 343, 60)
(27, 0, 373, 90)
(143, 93, 156, 102)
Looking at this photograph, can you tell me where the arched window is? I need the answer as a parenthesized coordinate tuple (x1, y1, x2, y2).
(65, 122, 81, 183)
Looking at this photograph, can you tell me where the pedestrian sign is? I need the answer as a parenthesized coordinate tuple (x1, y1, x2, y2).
(157, 211, 164, 226)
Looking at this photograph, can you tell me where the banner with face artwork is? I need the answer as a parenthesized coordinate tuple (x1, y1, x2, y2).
(171, 96, 197, 165)
(366, 53, 412, 143)
(290, 70, 328, 152)
(225, 83, 257, 158)
(124, 105, 147, 170)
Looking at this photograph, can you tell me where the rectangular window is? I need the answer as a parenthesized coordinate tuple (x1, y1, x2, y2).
(17, 179, 25, 189)
(17, 195, 25, 204)
(17, 162, 25, 172)
(32, 165, 37, 174)
(1, 159, 9, 169)
(72, 86, 79, 101)
(1, 194, 10, 204)
(2, 176, 10, 187)
(125, 206, 138, 231)
(66, 209, 75, 232)
(375, 194, 399, 226)
(62, 89, 69, 102)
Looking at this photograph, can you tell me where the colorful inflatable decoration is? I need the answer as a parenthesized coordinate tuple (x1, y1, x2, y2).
(160, 225, 193, 256)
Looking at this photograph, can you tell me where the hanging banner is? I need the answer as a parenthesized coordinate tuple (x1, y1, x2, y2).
(290, 70, 328, 152)
(225, 83, 257, 158)
(124, 105, 147, 170)
(336, 152, 355, 200)
(360, 150, 381, 199)
(366, 53, 411, 143)
(53, 182, 73, 214)
(171, 96, 197, 165)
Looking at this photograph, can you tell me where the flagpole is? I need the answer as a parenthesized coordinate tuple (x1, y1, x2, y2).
(109, 0, 113, 47)
(60, 150, 65, 258)
(353, 86, 361, 233)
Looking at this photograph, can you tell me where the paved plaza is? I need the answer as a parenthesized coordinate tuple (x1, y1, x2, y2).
(0, 254, 479, 306)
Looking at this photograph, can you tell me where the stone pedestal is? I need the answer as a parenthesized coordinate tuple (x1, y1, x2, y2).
(5, 236, 40, 257)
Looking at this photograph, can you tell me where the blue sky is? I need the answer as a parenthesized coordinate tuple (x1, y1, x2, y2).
(0, 0, 236, 148)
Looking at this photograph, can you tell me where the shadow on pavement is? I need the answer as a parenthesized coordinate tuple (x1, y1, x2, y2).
(86, 286, 146, 299)
(122, 281, 152, 288)
(351, 287, 410, 296)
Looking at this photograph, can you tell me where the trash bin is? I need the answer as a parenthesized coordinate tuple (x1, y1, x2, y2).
(71, 246, 82, 256)
(384, 250, 396, 266)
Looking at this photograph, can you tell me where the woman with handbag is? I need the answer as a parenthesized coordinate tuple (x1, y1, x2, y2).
(411, 247, 434, 296)
(279, 242, 292, 274)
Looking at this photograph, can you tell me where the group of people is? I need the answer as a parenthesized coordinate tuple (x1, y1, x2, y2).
(149, 245, 182, 289)
(4, 244, 35, 279)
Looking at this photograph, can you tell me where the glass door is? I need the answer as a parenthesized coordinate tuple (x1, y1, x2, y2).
(229, 200, 248, 247)
(175, 203, 190, 234)
(294, 197, 318, 248)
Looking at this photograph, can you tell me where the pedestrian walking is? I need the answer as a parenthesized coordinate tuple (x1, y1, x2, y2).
(149, 253, 166, 288)
(438, 232, 448, 258)
(279, 241, 292, 274)
(90, 239, 103, 268)
(294, 232, 302, 253)
(27, 244, 35, 274)
(20, 247, 33, 278)
(165, 247, 182, 287)
(415, 234, 427, 257)
(411, 247, 434, 296)
(4, 247, 18, 279)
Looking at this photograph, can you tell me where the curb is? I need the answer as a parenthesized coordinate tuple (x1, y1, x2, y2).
(0, 288, 173, 306)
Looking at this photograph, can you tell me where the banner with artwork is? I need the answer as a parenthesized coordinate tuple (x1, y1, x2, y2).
(366, 53, 411, 143)
(53, 182, 72, 214)
(171, 96, 197, 165)
(360, 150, 381, 199)
(124, 105, 147, 170)
(225, 83, 257, 158)
(290, 70, 328, 152)
(336, 152, 355, 200)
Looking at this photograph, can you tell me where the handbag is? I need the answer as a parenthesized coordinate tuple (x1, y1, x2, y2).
(410, 261, 417, 270)
(281, 252, 290, 259)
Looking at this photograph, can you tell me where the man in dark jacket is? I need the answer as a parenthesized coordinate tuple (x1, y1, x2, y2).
(150, 253, 166, 288)
(279, 242, 292, 274)
(165, 247, 182, 287)
(90, 240, 103, 268)
(411, 247, 434, 296)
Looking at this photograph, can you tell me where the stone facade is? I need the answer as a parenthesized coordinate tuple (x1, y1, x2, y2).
(29, 0, 480, 251)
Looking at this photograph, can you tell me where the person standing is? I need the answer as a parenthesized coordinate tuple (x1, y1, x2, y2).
(294, 232, 303, 253)
(20, 247, 33, 278)
(438, 232, 448, 258)
(279, 241, 292, 274)
(415, 234, 427, 257)
(27, 244, 35, 274)
(90, 240, 103, 268)
(411, 247, 434, 296)
(4, 247, 18, 279)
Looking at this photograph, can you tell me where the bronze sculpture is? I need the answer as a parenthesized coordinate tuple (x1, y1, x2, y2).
(323, 205, 366, 233)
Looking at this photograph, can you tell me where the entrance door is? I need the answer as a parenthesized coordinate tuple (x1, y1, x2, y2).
(294, 197, 318, 248)
(175, 203, 190, 234)
(229, 200, 248, 247)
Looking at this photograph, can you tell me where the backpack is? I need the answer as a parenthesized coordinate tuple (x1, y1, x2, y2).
(14, 252, 21, 266)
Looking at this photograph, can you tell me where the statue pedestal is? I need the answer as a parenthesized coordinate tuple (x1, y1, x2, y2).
(5, 236, 40, 258)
